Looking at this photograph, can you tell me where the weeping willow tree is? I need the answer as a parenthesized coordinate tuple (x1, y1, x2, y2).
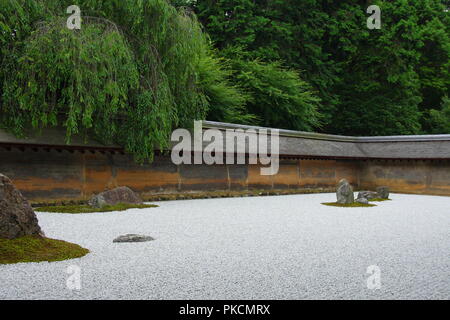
(2, 18, 139, 142)
(0, 0, 250, 161)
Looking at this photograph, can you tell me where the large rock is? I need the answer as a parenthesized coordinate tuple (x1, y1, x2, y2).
(357, 191, 379, 200)
(0, 174, 43, 239)
(113, 234, 154, 243)
(336, 179, 355, 204)
(376, 186, 390, 199)
(88, 186, 142, 208)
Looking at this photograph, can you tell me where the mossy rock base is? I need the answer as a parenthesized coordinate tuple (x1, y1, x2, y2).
(143, 188, 335, 202)
(369, 198, 392, 202)
(35, 203, 158, 214)
(0, 236, 89, 265)
(30, 189, 337, 206)
(322, 202, 377, 208)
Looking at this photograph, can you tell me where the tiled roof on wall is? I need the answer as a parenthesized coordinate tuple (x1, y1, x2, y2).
(1, 121, 449, 159)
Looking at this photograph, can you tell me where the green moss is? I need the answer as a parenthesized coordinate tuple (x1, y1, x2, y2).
(35, 203, 158, 214)
(321, 202, 377, 208)
(143, 188, 335, 202)
(369, 198, 391, 202)
(0, 236, 89, 265)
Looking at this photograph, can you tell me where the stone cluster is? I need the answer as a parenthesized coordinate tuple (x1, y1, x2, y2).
(336, 179, 390, 205)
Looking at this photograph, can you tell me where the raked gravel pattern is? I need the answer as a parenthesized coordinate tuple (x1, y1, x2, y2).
(0, 193, 449, 300)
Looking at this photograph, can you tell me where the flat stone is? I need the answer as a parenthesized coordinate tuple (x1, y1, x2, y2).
(357, 191, 379, 200)
(113, 234, 154, 243)
(356, 197, 369, 204)
(376, 186, 390, 199)
(0, 174, 43, 239)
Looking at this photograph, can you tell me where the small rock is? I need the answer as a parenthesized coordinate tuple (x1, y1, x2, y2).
(376, 186, 390, 199)
(336, 179, 354, 204)
(357, 191, 379, 200)
(113, 234, 154, 243)
(356, 197, 369, 204)
(89, 186, 142, 208)
(89, 194, 107, 208)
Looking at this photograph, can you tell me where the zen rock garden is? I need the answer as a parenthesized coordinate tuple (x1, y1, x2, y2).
(0, 174, 158, 264)
(334, 179, 390, 206)
(2, 172, 449, 300)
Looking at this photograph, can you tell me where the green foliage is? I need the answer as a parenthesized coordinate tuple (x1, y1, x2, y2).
(198, 52, 256, 124)
(429, 96, 450, 134)
(35, 203, 158, 213)
(326, 0, 448, 135)
(229, 56, 321, 131)
(2, 0, 449, 148)
(2, 18, 139, 143)
(413, 1, 450, 128)
(0, 236, 89, 264)
(194, 0, 450, 135)
(0, 0, 251, 161)
(0, 0, 45, 102)
(194, 0, 340, 129)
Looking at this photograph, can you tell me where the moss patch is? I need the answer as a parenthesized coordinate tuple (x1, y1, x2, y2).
(369, 198, 391, 202)
(0, 236, 89, 265)
(35, 203, 158, 214)
(322, 202, 377, 208)
(29, 188, 337, 206)
(143, 188, 335, 202)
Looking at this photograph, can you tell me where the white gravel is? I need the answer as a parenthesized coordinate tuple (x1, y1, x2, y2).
(0, 193, 449, 300)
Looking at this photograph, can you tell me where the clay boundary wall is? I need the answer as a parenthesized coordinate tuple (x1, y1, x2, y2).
(0, 121, 449, 203)
(359, 159, 450, 196)
(0, 146, 448, 204)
